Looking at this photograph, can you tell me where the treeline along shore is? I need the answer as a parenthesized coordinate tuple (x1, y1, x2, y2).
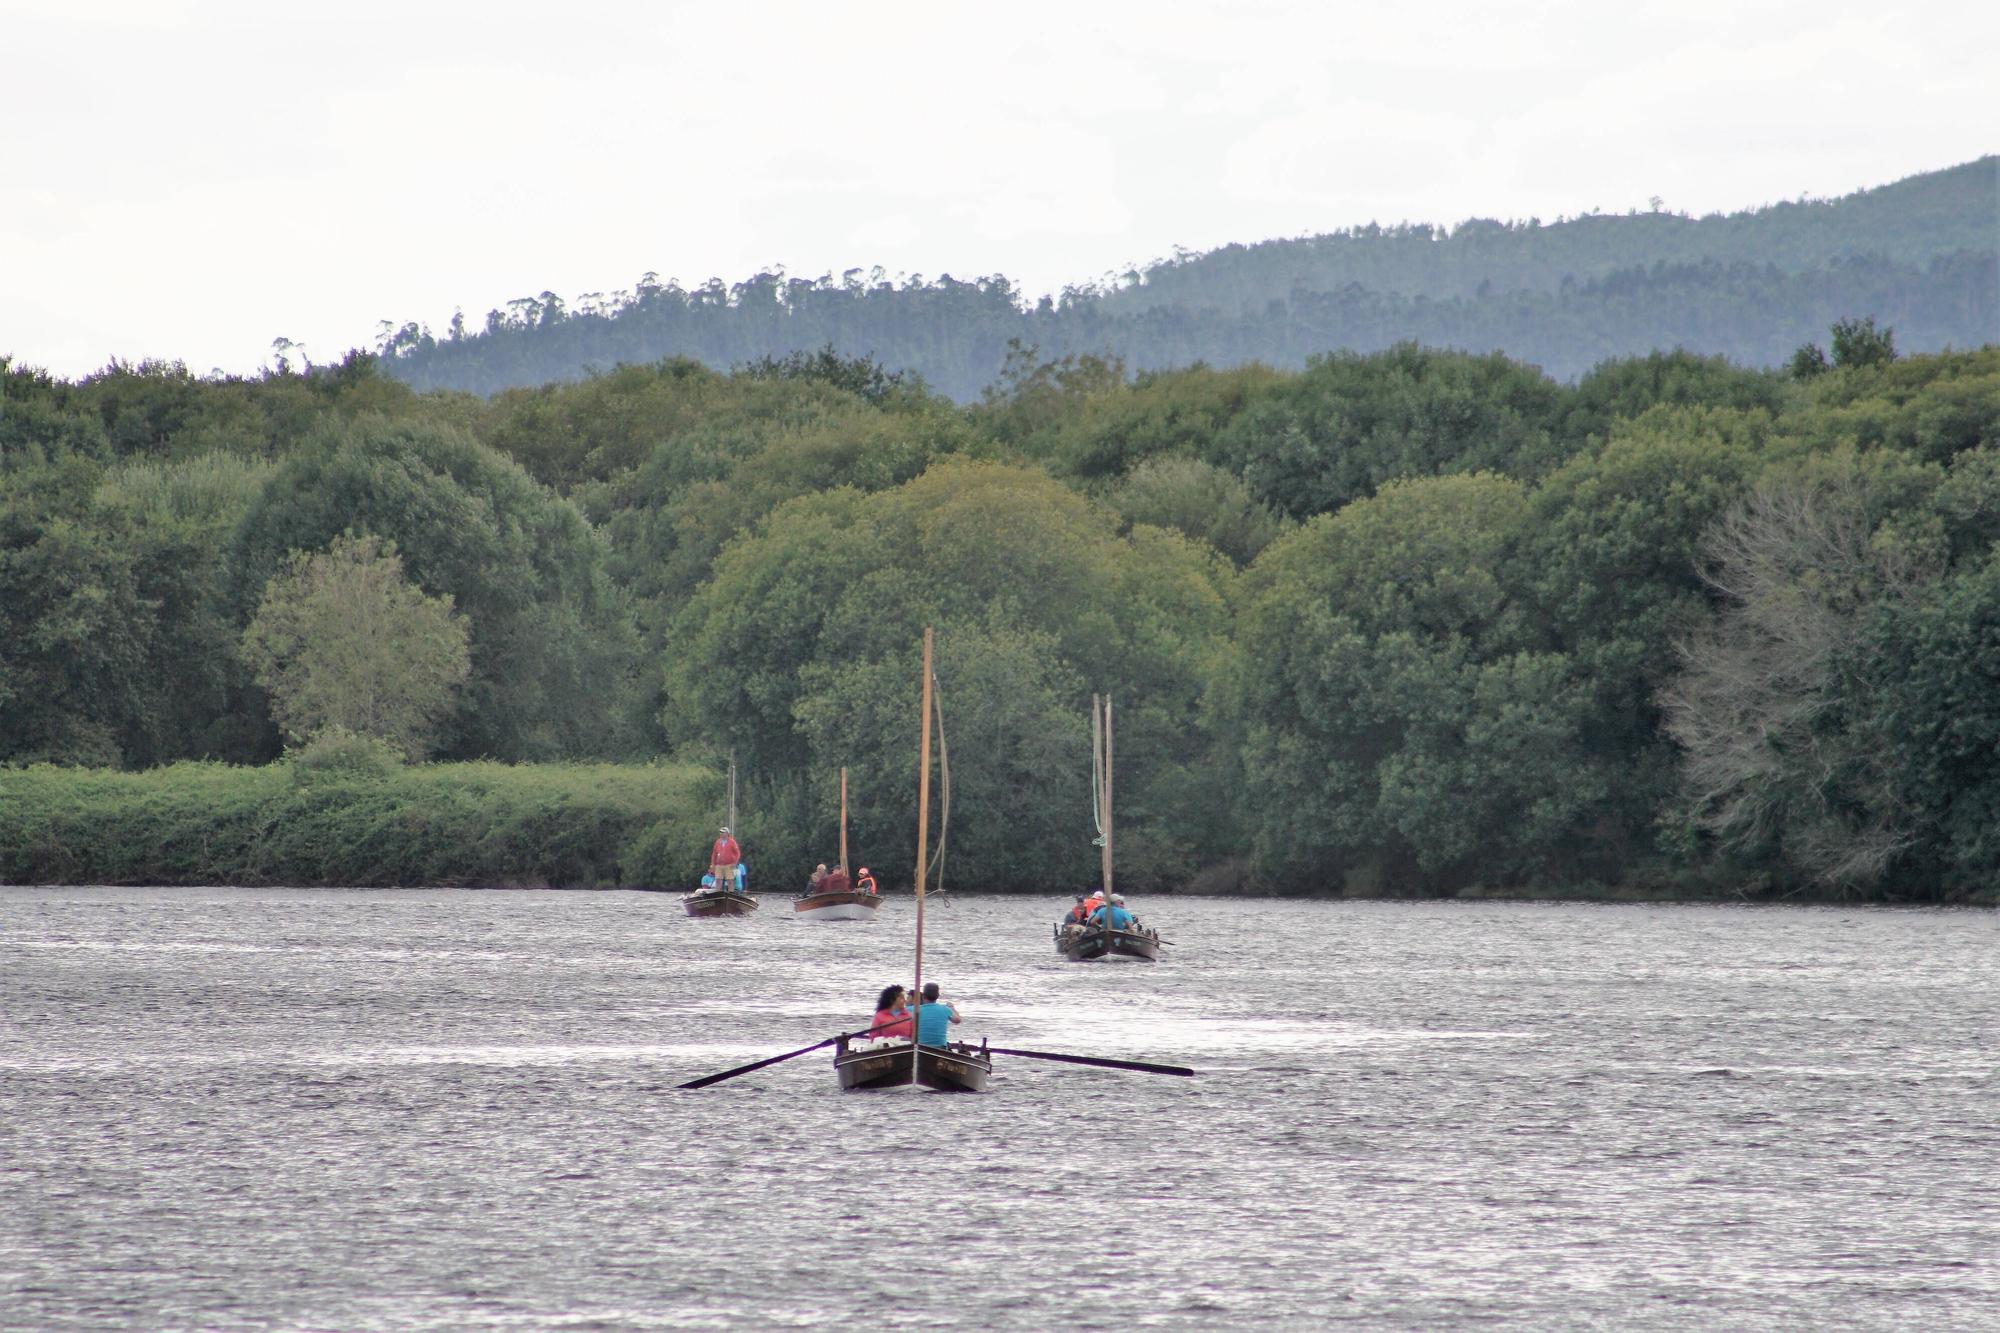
(5, 328, 2000, 902)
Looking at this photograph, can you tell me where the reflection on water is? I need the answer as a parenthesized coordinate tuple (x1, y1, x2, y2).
(2, 886, 1996, 1330)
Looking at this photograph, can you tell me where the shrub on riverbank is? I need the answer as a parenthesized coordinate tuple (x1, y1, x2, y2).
(0, 759, 718, 888)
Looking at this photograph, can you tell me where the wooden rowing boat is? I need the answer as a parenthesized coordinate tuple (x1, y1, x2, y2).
(1055, 920, 1160, 961)
(836, 627, 988, 1092)
(1055, 693, 1168, 963)
(832, 1036, 991, 1091)
(796, 767, 883, 921)
(793, 890, 882, 921)
(684, 888, 758, 918)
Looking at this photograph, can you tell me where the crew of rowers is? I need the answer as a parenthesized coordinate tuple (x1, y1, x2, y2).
(802, 863, 879, 896)
(865, 981, 960, 1045)
(1061, 889, 1140, 931)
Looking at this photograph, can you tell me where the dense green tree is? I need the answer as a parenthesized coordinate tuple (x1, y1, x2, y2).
(1237, 472, 1599, 888)
(1215, 344, 1571, 520)
(242, 534, 472, 759)
(664, 460, 1235, 889)
(230, 418, 642, 760)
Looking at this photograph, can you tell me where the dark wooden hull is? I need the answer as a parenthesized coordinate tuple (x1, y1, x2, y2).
(1056, 923, 1161, 961)
(833, 1039, 990, 1092)
(792, 891, 883, 921)
(683, 890, 758, 918)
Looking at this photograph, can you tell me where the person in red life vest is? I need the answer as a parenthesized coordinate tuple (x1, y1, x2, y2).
(856, 867, 878, 894)
(822, 864, 851, 894)
(1080, 889, 1106, 921)
(1063, 895, 1091, 925)
(710, 827, 740, 888)
(869, 984, 913, 1041)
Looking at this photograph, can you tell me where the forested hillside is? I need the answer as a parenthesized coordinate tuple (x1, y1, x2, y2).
(7, 331, 2000, 901)
(377, 158, 1999, 399)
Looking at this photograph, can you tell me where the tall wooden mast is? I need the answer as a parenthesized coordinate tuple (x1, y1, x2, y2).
(838, 767, 849, 878)
(1100, 694, 1114, 898)
(913, 628, 935, 1008)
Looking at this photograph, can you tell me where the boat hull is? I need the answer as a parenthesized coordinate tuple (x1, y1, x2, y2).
(833, 1039, 990, 1092)
(792, 891, 883, 921)
(1056, 924, 1161, 961)
(683, 890, 758, 918)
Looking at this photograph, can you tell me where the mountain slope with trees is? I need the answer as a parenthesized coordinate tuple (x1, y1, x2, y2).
(376, 158, 1998, 398)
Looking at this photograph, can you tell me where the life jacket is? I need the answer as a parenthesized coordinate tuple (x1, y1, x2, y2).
(857, 872, 878, 894)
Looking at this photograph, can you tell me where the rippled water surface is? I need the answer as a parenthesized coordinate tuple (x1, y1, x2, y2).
(2, 887, 1996, 1330)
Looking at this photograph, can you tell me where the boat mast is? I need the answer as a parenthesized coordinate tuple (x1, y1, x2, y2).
(727, 754, 738, 834)
(1100, 695, 1114, 898)
(839, 766, 849, 878)
(913, 628, 935, 1010)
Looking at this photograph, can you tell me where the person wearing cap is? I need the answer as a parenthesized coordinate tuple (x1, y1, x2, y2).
(914, 982, 960, 1046)
(710, 827, 741, 889)
(856, 867, 878, 894)
(1088, 894, 1136, 930)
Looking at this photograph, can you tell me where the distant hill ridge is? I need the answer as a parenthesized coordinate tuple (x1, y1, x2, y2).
(381, 156, 1998, 399)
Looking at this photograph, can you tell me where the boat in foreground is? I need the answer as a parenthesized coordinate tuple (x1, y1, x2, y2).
(793, 890, 881, 921)
(684, 888, 758, 917)
(833, 626, 989, 1093)
(832, 1035, 991, 1091)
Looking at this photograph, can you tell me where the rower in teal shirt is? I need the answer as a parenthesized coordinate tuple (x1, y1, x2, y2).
(1089, 895, 1136, 929)
(914, 981, 960, 1045)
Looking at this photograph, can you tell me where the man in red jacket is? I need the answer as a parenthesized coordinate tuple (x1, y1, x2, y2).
(710, 827, 741, 888)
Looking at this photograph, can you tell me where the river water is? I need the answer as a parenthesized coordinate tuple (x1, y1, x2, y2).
(1, 887, 1995, 1330)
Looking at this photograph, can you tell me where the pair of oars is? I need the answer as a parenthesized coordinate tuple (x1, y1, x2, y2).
(678, 1028, 1194, 1089)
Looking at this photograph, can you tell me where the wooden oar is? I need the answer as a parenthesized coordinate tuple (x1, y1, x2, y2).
(679, 1024, 886, 1090)
(986, 1046, 1195, 1077)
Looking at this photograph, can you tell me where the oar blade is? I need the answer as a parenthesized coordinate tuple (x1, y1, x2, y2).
(987, 1046, 1195, 1077)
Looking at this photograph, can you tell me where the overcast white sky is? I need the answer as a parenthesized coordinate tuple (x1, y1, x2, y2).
(3, 0, 1993, 379)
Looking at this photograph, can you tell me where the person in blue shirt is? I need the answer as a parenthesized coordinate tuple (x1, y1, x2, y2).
(914, 982, 960, 1046)
(1089, 894, 1136, 930)
(698, 872, 718, 894)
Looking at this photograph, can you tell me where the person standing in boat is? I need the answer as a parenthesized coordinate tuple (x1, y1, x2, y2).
(870, 985, 913, 1041)
(914, 982, 960, 1046)
(710, 827, 741, 889)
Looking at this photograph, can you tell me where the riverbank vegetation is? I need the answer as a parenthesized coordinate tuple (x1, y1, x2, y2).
(0, 748, 716, 889)
(4, 329, 1999, 902)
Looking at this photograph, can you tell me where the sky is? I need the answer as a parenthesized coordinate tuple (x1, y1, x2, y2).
(3, 0, 1994, 380)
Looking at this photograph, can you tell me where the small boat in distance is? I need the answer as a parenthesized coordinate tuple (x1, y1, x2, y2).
(685, 759, 758, 918)
(833, 628, 991, 1092)
(1055, 694, 1165, 962)
(795, 767, 883, 922)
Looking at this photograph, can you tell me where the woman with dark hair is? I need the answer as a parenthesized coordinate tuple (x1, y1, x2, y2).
(870, 985, 913, 1041)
